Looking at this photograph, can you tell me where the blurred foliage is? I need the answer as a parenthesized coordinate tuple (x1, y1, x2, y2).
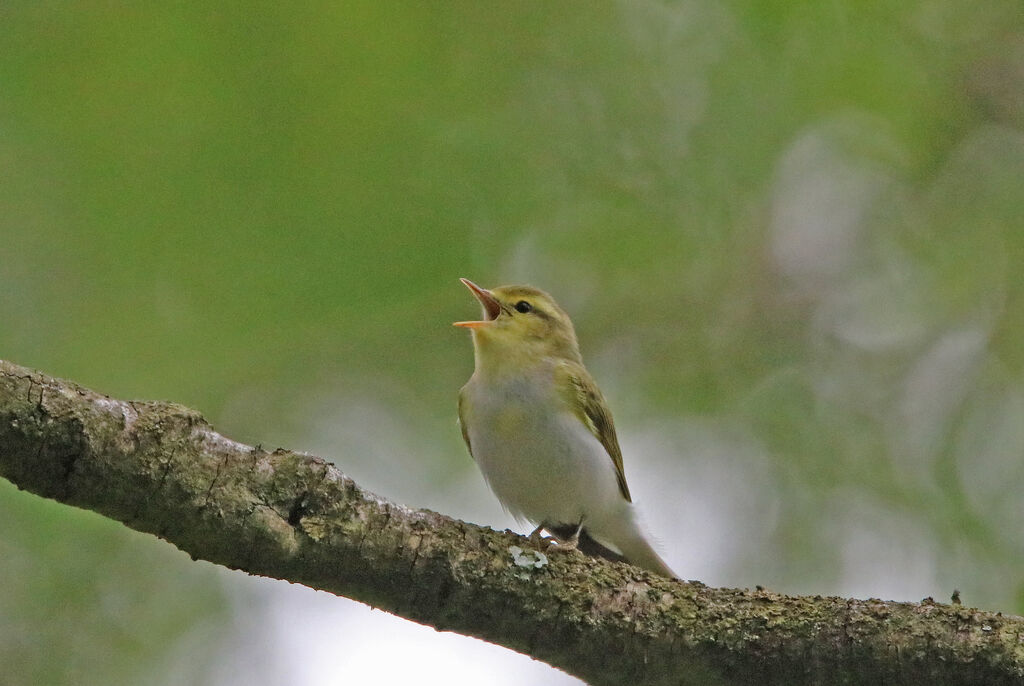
(1, 1, 1022, 684)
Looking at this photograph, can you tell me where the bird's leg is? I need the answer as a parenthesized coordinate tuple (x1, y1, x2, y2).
(541, 518, 585, 552)
(556, 518, 585, 552)
(528, 520, 585, 552)
(528, 522, 550, 547)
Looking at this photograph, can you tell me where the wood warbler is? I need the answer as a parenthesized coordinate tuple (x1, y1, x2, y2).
(455, 278, 675, 577)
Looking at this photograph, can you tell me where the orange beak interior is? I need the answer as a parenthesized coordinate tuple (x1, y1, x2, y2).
(453, 278, 502, 328)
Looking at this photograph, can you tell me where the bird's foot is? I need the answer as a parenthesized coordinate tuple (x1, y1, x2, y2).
(528, 523, 557, 549)
(552, 521, 583, 552)
(531, 520, 584, 553)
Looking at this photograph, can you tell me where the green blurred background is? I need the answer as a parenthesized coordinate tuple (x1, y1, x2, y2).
(2, 2, 1023, 684)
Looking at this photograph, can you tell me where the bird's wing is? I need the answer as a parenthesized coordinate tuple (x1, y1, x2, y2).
(457, 386, 474, 460)
(556, 361, 631, 502)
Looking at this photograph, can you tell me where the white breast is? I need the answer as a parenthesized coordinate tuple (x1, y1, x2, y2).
(462, 370, 628, 530)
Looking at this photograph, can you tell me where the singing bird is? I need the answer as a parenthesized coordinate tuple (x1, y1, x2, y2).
(455, 278, 674, 577)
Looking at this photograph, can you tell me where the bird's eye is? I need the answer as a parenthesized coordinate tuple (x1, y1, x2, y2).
(514, 300, 532, 314)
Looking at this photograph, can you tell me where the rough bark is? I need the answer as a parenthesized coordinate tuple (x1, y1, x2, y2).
(0, 359, 1021, 686)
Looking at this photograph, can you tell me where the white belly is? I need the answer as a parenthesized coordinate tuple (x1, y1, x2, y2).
(463, 374, 628, 530)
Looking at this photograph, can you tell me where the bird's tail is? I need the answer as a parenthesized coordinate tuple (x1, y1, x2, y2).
(613, 530, 676, 578)
(548, 523, 675, 578)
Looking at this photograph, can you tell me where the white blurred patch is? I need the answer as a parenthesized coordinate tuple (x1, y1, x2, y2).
(439, 465, 522, 535)
(205, 574, 582, 686)
(828, 494, 940, 602)
(622, 418, 780, 587)
(813, 267, 932, 352)
(894, 326, 989, 467)
(301, 395, 431, 501)
(770, 116, 901, 293)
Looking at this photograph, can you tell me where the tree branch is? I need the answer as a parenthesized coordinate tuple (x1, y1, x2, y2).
(0, 359, 1021, 685)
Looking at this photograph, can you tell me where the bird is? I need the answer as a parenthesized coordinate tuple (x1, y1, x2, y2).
(454, 278, 675, 577)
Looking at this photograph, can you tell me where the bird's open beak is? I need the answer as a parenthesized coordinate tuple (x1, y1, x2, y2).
(454, 278, 501, 328)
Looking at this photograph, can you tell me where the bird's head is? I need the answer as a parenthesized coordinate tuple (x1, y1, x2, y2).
(454, 278, 582, 372)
